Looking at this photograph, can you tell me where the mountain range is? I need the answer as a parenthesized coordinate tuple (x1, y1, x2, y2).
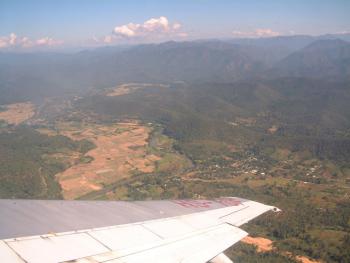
(0, 34, 350, 104)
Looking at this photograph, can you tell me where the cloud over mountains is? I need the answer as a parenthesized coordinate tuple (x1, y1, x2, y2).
(232, 28, 280, 38)
(114, 16, 181, 37)
(100, 16, 187, 44)
(0, 33, 63, 49)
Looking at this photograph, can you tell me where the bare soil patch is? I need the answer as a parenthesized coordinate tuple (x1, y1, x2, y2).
(55, 121, 160, 199)
(107, 83, 169, 97)
(241, 236, 322, 263)
(242, 236, 273, 252)
(268, 125, 279, 134)
(295, 255, 321, 263)
(0, 102, 35, 125)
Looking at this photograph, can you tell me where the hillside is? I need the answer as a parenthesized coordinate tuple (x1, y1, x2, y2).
(273, 39, 350, 80)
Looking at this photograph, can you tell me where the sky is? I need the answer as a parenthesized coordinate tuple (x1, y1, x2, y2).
(1, 0, 350, 50)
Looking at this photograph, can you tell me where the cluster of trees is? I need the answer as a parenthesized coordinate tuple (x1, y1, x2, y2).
(0, 126, 94, 198)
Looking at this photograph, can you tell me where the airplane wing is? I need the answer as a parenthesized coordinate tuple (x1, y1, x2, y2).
(0, 197, 279, 263)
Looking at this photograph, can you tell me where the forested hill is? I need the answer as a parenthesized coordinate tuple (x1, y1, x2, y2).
(273, 39, 350, 80)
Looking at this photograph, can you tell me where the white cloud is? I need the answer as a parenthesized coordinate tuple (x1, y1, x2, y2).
(0, 37, 9, 48)
(103, 35, 113, 43)
(172, 23, 182, 30)
(114, 24, 138, 37)
(337, 30, 350, 35)
(9, 33, 17, 45)
(92, 35, 99, 42)
(91, 17, 187, 45)
(20, 37, 33, 48)
(108, 16, 186, 42)
(255, 28, 280, 37)
(0, 33, 63, 49)
(177, 32, 188, 38)
(36, 37, 63, 46)
(143, 16, 169, 32)
(232, 28, 280, 38)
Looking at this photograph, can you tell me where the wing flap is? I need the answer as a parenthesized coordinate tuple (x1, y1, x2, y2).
(5, 233, 109, 263)
(0, 241, 24, 263)
(68, 223, 247, 263)
(88, 224, 161, 251)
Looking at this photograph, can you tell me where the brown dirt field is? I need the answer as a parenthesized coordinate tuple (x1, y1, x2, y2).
(268, 125, 279, 134)
(0, 102, 35, 125)
(55, 121, 160, 199)
(36, 128, 59, 136)
(284, 252, 322, 263)
(241, 236, 273, 252)
(241, 236, 322, 263)
(295, 255, 322, 263)
(236, 117, 256, 126)
(107, 83, 169, 97)
(107, 85, 133, 96)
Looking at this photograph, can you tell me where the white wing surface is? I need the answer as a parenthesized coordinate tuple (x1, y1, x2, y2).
(0, 197, 278, 262)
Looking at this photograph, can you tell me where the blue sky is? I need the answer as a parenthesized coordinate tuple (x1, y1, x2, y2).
(1, 0, 349, 49)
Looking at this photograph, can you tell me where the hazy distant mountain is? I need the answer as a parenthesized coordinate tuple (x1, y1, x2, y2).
(229, 35, 315, 58)
(109, 41, 270, 82)
(273, 39, 350, 80)
(0, 41, 272, 103)
(1, 35, 350, 104)
(229, 33, 350, 48)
